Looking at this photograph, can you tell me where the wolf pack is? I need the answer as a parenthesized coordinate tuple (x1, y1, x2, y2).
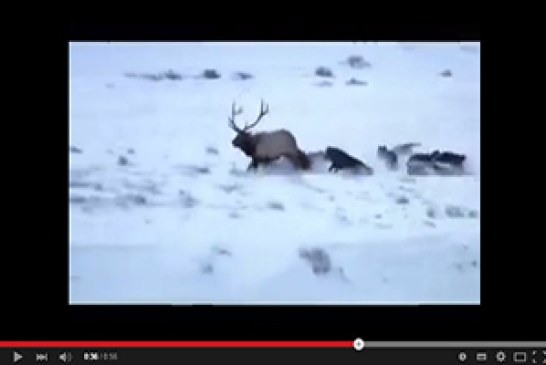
(324, 143, 466, 176)
(228, 100, 468, 176)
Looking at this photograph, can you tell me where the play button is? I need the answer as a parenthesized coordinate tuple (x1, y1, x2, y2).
(13, 351, 22, 363)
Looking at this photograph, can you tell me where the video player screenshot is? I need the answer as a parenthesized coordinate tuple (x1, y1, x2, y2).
(2, 20, 542, 365)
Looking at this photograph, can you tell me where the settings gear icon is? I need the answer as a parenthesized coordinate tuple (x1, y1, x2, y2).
(496, 351, 506, 363)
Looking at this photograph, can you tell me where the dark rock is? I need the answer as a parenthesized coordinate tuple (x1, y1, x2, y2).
(315, 66, 334, 78)
(122, 180, 161, 195)
(315, 81, 333, 87)
(299, 248, 332, 275)
(268, 201, 285, 211)
(163, 69, 182, 80)
(69, 181, 103, 191)
(69, 195, 87, 204)
(69, 181, 89, 189)
(127, 148, 135, 155)
(212, 247, 232, 256)
(206, 147, 219, 155)
(219, 184, 241, 194)
(141, 73, 163, 81)
(375, 223, 392, 229)
(115, 195, 140, 208)
(179, 190, 198, 208)
(346, 78, 367, 86)
(229, 211, 241, 219)
(468, 210, 479, 218)
(69, 146, 83, 154)
(126, 194, 147, 206)
(194, 166, 210, 174)
(177, 165, 210, 175)
(337, 214, 350, 224)
(471, 260, 478, 267)
(396, 196, 410, 205)
(346, 55, 371, 69)
(125, 71, 181, 81)
(426, 208, 437, 218)
(440, 69, 453, 77)
(233, 72, 253, 80)
(446, 205, 465, 218)
(118, 156, 129, 166)
(200, 263, 214, 274)
(202, 69, 221, 79)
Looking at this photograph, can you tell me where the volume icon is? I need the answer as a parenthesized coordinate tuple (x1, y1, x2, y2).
(60, 352, 73, 363)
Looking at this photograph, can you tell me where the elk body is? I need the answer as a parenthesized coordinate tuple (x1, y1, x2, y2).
(228, 100, 311, 171)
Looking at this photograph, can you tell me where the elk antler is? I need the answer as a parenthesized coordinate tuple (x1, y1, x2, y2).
(228, 102, 244, 133)
(244, 99, 269, 131)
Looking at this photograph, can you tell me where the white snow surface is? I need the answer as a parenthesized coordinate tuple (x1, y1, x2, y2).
(69, 41, 480, 304)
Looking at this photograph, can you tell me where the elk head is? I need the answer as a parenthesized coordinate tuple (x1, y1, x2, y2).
(228, 100, 269, 157)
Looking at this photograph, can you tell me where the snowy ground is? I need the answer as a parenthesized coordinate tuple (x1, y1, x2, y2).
(69, 42, 480, 304)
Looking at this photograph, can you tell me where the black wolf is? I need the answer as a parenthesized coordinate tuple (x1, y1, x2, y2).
(325, 147, 373, 174)
(406, 153, 435, 175)
(431, 150, 466, 168)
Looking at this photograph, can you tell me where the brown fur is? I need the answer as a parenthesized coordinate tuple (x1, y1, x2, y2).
(252, 130, 310, 169)
(229, 101, 310, 171)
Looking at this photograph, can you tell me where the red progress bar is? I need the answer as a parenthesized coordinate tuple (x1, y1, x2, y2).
(0, 341, 353, 348)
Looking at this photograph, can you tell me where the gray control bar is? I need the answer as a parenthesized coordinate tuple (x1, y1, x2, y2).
(364, 341, 546, 348)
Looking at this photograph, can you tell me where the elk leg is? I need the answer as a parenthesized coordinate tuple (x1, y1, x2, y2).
(284, 154, 300, 169)
(247, 159, 259, 171)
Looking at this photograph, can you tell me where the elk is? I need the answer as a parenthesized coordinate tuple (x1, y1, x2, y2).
(228, 100, 311, 171)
